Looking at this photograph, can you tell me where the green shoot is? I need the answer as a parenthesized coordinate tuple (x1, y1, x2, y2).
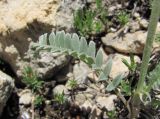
(122, 54, 137, 72)
(117, 11, 129, 26)
(67, 79, 78, 90)
(34, 95, 44, 107)
(22, 66, 44, 93)
(54, 91, 66, 105)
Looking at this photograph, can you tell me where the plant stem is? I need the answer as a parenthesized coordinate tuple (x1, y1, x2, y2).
(136, 0, 160, 93)
(131, 0, 160, 118)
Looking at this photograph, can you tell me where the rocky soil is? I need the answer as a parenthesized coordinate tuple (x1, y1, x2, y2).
(0, 0, 160, 119)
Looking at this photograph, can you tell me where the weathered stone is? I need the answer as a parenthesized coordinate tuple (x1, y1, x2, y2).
(102, 31, 147, 54)
(139, 19, 149, 29)
(96, 95, 117, 111)
(24, 52, 70, 80)
(73, 61, 91, 85)
(90, 105, 102, 119)
(75, 94, 88, 105)
(129, 21, 140, 32)
(53, 85, 68, 95)
(80, 100, 92, 109)
(19, 89, 33, 106)
(0, 70, 14, 117)
(110, 53, 140, 78)
(102, 23, 160, 54)
(133, 12, 140, 19)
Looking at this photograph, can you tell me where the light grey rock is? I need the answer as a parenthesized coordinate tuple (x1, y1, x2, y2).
(0, 70, 14, 117)
(110, 53, 140, 79)
(96, 95, 117, 111)
(20, 111, 31, 119)
(25, 52, 70, 80)
(140, 19, 149, 29)
(53, 85, 68, 95)
(129, 21, 140, 32)
(133, 12, 140, 19)
(108, 6, 117, 14)
(80, 99, 102, 119)
(19, 89, 33, 106)
(73, 61, 91, 85)
(102, 30, 160, 54)
(75, 93, 88, 105)
(90, 105, 102, 119)
(102, 31, 147, 54)
(80, 100, 92, 109)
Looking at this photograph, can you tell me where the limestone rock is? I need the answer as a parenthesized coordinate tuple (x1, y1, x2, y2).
(80, 100, 92, 109)
(53, 85, 68, 95)
(73, 61, 91, 85)
(96, 95, 117, 111)
(139, 19, 149, 29)
(75, 94, 88, 105)
(24, 52, 70, 80)
(129, 21, 140, 32)
(90, 105, 102, 119)
(81, 101, 102, 119)
(0, 70, 14, 117)
(19, 89, 33, 106)
(102, 31, 147, 54)
(110, 53, 140, 79)
(102, 26, 160, 54)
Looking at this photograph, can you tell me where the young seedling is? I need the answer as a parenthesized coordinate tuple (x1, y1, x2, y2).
(22, 66, 44, 93)
(34, 95, 44, 108)
(106, 110, 117, 119)
(54, 91, 66, 105)
(73, 9, 95, 36)
(73, 0, 107, 36)
(117, 11, 129, 26)
(67, 79, 78, 90)
(122, 54, 137, 72)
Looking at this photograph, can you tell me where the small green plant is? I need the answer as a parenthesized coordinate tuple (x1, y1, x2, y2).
(120, 80, 131, 96)
(34, 95, 44, 107)
(106, 110, 117, 119)
(122, 55, 137, 72)
(22, 66, 44, 92)
(54, 91, 66, 105)
(117, 11, 129, 26)
(67, 79, 78, 90)
(73, 0, 107, 36)
(151, 97, 160, 110)
(74, 9, 95, 36)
